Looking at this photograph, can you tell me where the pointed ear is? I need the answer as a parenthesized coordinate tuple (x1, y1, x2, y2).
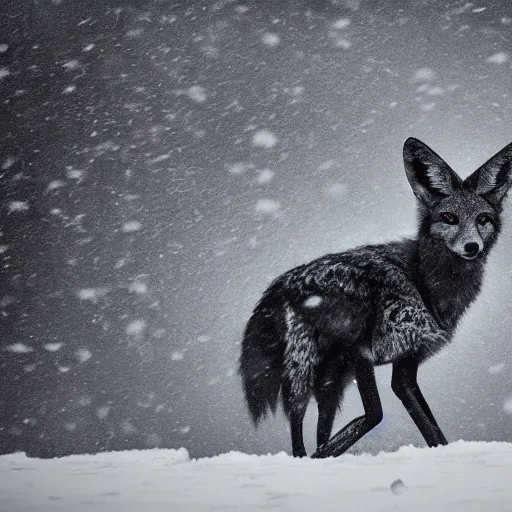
(464, 142, 512, 208)
(403, 137, 462, 207)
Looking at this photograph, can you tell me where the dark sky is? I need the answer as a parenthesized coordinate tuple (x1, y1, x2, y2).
(1, 0, 511, 459)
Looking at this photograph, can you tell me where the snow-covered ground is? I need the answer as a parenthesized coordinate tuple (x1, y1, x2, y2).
(1, 441, 512, 512)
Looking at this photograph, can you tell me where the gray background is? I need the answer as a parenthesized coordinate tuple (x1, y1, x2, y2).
(1, 0, 511, 458)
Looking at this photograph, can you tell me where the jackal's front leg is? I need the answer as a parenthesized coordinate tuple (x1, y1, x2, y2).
(391, 356, 448, 447)
(311, 351, 382, 459)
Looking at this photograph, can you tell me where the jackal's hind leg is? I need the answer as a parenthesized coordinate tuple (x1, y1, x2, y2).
(314, 361, 351, 449)
(316, 395, 338, 449)
(289, 405, 308, 458)
(282, 305, 318, 457)
(282, 386, 309, 457)
(311, 350, 382, 459)
(282, 376, 311, 457)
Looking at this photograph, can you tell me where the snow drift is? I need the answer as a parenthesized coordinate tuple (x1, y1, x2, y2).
(1, 441, 512, 511)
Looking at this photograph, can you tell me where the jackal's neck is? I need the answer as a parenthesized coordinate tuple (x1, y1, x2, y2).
(414, 230, 485, 332)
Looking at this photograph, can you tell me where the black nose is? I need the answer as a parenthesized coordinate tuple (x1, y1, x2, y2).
(464, 242, 479, 257)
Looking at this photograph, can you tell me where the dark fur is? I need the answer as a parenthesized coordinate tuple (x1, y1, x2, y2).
(240, 138, 512, 457)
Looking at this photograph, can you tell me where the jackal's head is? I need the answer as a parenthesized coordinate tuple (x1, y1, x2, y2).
(403, 137, 512, 260)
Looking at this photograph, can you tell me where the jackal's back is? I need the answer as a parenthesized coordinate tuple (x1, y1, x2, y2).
(270, 240, 449, 364)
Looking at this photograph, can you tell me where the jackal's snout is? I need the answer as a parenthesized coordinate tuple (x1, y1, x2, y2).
(463, 242, 480, 259)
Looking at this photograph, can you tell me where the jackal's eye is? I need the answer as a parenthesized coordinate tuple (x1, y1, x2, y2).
(477, 214, 493, 226)
(439, 212, 459, 225)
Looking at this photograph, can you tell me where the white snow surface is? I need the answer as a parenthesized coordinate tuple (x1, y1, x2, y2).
(1, 441, 512, 511)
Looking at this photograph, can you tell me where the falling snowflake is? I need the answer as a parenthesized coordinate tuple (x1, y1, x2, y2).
(77, 288, 109, 303)
(126, 319, 147, 337)
(413, 68, 436, 82)
(256, 169, 275, 184)
(332, 18, 351, 30)
(420, 102, 436, 112)
(187, 85, 207, 103)
(66, 168, 84, 181)
(122, 220, 142, 233)
(255, 198, 280, 215)
(126, 29, 143, 37)
(334, 39, 352, 49)
(317, 160, 335, 171)
(303, 296, 323, 308)
(486, 52, 508, 64)
(75, 348, 92, 363)
(227, 162, 255, 175)
(1, 156, 15, 170)
(47, 180, 65, 191)
(261, 33, 280, 46)
(488, 363, 505, 375)
(5, 343, 33, 353)
(44, 343, 63, 352)
(171, 351, 184, 361)
(252, 129, 278, 148)
(62, 60, 80, 70)
(8, 201, 29, 213)
(97, 405, 111, 420)
(129, 281, 148, 294)
(149, 154, 170, 164)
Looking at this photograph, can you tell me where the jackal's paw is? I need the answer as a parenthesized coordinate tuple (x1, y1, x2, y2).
(292, 449, 307, 458)
(311, 447, 329, 459)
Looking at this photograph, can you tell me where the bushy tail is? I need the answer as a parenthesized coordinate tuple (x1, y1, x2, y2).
(239, 298, 284, 425)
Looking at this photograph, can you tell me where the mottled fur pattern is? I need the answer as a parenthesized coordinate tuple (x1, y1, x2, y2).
(239, 138, 512, 457)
